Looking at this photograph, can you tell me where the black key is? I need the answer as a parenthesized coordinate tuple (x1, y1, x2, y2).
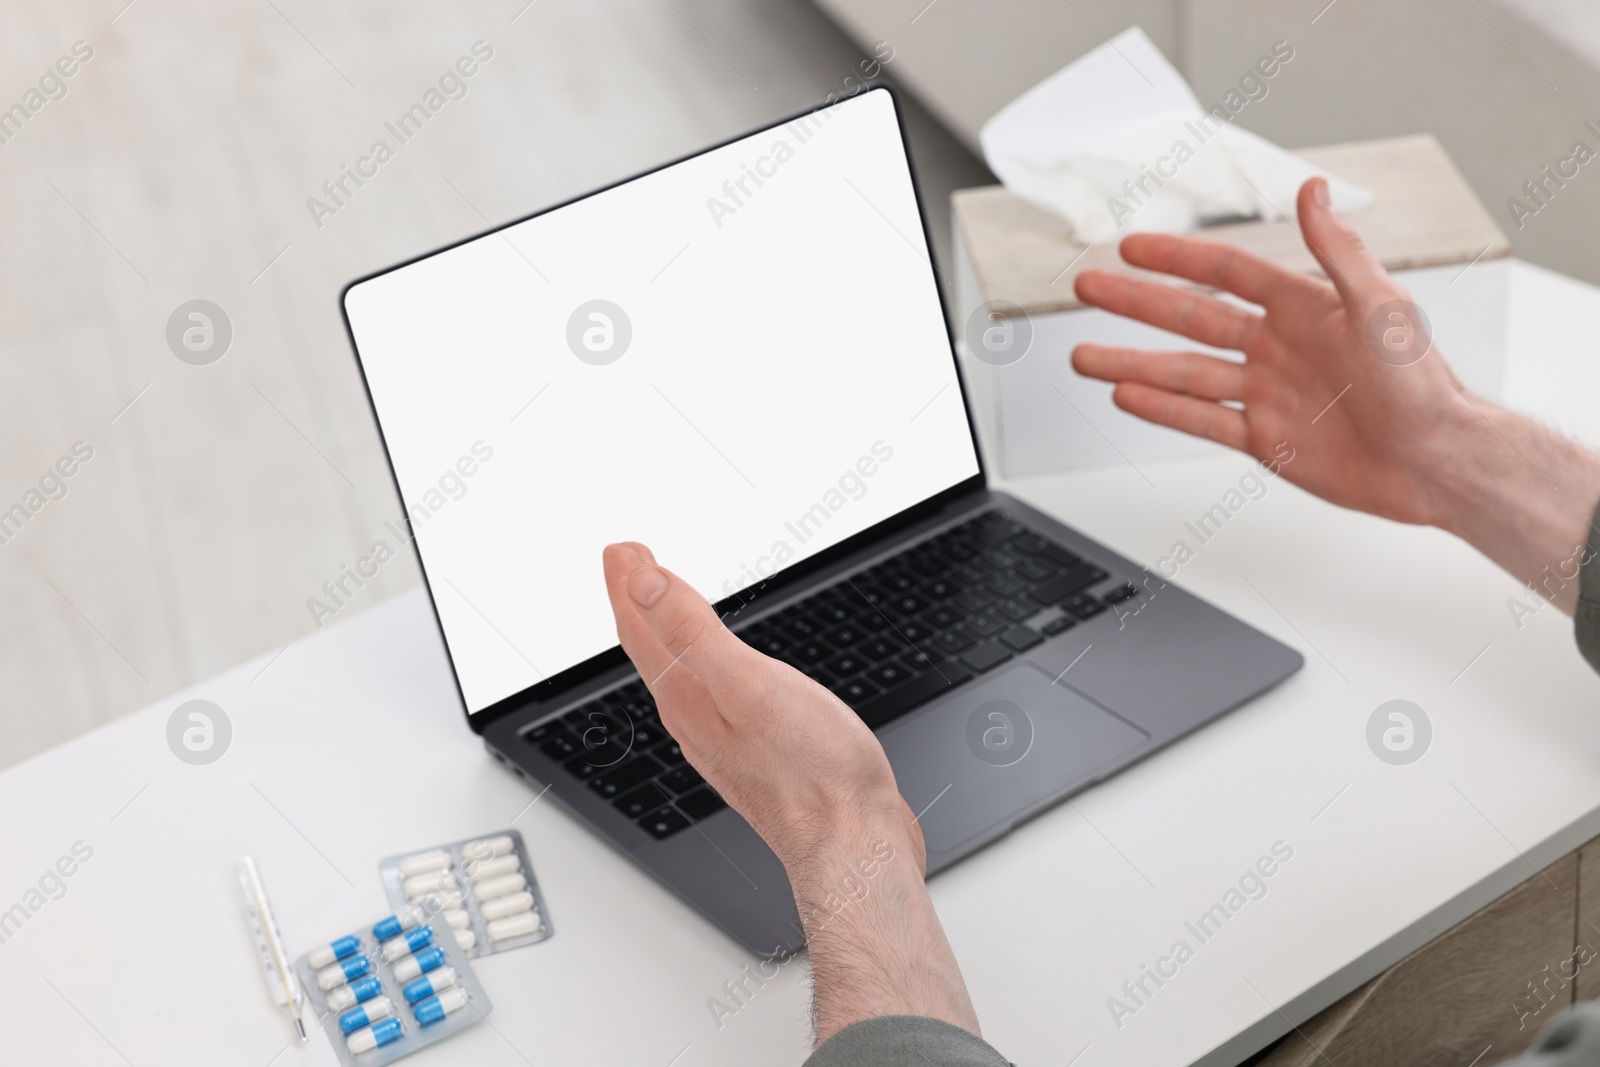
(854, 667, 973, 729)
(954, 589, 995, 613)
(984, 547, 1024, 569)
(619, 681, 646, 700)
(1000, 626, 1044, 652)
(1041, 616, 1076, 636)
(1030, 564, 1108, 605)
(616, 699, 656, 725)
(933, 630, 976, 655)
(987, 573, 1026, 597)
(925, 606, 962, 629)
(589, 755, 666, 798)
(659, 765, 706, 795)
(965, 613, 1007, 638)
(523, 719, 565, 743)
(614, 781, 672, 819)
(564, 756, 603, 781)
(540, 732, 582, 761)
(868, 662, 912, 689)
(959, 642, 1013, 673)
(638, 805, 691, 840)
(853, 608, 892, 633)
(897, 620, 933, 643)
(817, 601, 854, 624)
(784, 617, 820, 639)
(832, 677, 881, 703)
(860, 637, 903, 661)
(563, 702, 608, 729)
(825, 653, 868, 677)
(888, 594, 928, 617)
(974, 516, 1024, 544)
(825, 625, 865, 648)
(942, 540, 978, 561)
(1104, 582, 1139, 604)
(922, 579, 957, 601)
(792, 641, 834, 664)
(900, 649, 941, 673)
(885, 573, 918, 593)
(652, 738, 687, 766)
(995, 597, 1038, 621)
(573, 723, 631, 765)
(1016, 557, 1057, 581)
(908, 555, 947, 578)
(1064, 593, 1109, 620)
(1011, 533, 1050, 555)
(628, 722, 665, 749)
(674, 787, 727, 821)
(1041, 543, 1083, 569)
(953, 562, 990, 584)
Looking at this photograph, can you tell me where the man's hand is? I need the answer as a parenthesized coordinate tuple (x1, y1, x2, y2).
(1073, 177, 1600, 611)
(602, 542, 980, 1042)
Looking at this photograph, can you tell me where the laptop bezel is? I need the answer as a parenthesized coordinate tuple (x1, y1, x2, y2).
(338, 83, 989, 735)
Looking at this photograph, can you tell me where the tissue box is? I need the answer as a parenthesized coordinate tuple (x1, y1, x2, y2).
(952, 134, 1511, 478)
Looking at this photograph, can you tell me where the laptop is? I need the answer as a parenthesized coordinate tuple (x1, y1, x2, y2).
(341, 85, 1302, 955)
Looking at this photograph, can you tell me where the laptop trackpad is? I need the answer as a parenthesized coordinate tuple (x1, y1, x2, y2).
(879, 662, 1149, 856)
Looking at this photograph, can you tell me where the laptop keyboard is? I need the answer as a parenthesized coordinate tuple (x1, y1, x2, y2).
(520, 509, 1140, 840)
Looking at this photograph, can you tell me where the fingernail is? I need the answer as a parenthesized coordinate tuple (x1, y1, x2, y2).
(608, 543, 641, 567)
(628, 566, 669, 608)
(1312, 177, 1331, 209)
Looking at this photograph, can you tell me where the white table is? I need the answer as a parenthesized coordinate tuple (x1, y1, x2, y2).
(3, 259, 1599, 1067)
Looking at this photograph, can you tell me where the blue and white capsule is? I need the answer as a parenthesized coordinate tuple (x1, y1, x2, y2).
(413, 987, 469, 1027)
(380, 924, 434, 962)
(338, 995, 394, 1035)
(371, 905, 425, 942)
(325, 975, 383, 1013)
(306, 933, 361, 970)
(346, 1016, 402, 1054)
(316, 953, 372, 991)
(402, 966, 459, 1005)
(391, 944, 446, 983)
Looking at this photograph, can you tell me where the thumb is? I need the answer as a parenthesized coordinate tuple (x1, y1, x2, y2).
(624, 561, 756, 691)
(1297, 177, 1394, 310)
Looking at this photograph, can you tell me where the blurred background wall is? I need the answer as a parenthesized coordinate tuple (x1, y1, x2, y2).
(5, 0, 1594, 769)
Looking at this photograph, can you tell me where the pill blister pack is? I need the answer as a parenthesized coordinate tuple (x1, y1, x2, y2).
(295, 908, 493, 1065)
(380, 829, 552, 958)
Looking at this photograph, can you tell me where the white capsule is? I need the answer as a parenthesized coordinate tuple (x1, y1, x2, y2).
(472, 872, 527, 901)
(410, 888, 464, 910)
(467, 854, 520, 882)
(398, 849, 451, 876)
(403, 870, 457, 897)
(442, 908, 471, 930)
(487, 911, 542, 942)
(454, 929, 477, 951)
(463, 835, 514, 861)
(479, 891, 534, 921)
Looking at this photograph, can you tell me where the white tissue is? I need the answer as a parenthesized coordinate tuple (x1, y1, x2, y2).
(979, 27, 1373, 244)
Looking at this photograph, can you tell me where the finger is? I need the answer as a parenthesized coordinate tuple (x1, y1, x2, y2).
(1110, 382, 1249, 452)
(610, 551, 759, 694)
(1072, 344, 1245, 402)
(1074, 269, 1260, 351)
(1297, 177, 1394, 309)
(1118, 233, 1301, 309)
(603, 544, 727, 733)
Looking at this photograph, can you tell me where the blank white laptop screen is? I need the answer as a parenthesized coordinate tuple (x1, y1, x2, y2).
(345, 87, 980, 716)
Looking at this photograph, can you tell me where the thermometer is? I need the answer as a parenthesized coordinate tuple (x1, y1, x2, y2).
(238, 856, 308, 1042)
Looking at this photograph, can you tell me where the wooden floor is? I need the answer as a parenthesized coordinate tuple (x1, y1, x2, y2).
(0, 0, 992, 769)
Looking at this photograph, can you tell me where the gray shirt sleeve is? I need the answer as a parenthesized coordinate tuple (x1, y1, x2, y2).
(1577, 499, 1600, 673)
(802, 1016, 1012, 1067)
